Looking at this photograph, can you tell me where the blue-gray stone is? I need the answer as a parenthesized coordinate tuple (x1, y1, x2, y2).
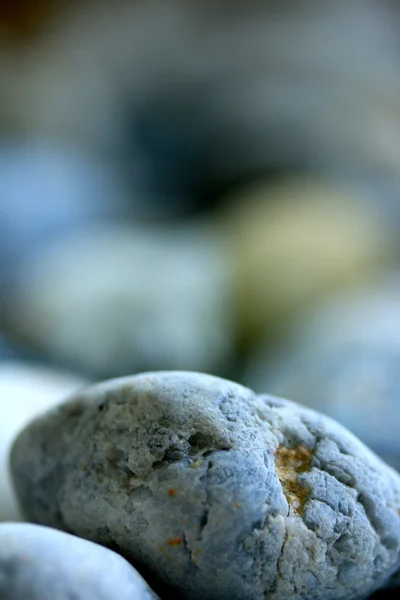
(9, 372, 400, 599)
(0, 522, 158, 599)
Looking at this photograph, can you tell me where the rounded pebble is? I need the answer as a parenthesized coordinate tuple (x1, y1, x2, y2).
(0, 522, 158, 599)
(10, 371, 400, 600)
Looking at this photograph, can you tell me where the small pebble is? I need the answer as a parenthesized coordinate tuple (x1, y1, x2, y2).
(10, 371, 400, 600)
(0, 522, 159, 599)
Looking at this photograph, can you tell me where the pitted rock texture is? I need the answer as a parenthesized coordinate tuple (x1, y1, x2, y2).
(10, 372, 400, 600)
(0, 522, 158, 599)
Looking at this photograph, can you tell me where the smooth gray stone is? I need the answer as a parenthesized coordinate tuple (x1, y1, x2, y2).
(10, 372, 400, 600)
(0, 522, 158, 599)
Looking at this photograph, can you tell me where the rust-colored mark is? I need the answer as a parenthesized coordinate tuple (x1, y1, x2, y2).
(168, 489, 176, 497)
(168, 538, 182, 547)
(234, 502, 240, 509)
(275, 445, 312, 515)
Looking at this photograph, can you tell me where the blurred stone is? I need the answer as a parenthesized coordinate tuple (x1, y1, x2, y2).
(0, 362, 87, 521)
(245, 283, 400, 472)
(0, 140, 128, 291)
(0, 523, 159, 600)
(7, 223, 235, 378)
(220, 177, 396, 347)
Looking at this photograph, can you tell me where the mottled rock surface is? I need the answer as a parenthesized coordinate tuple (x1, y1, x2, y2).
(10, 372, 400, 599)
(0, 522, 158, 599)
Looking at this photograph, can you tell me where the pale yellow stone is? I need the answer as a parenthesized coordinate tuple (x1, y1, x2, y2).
(221, 177, 395, 345)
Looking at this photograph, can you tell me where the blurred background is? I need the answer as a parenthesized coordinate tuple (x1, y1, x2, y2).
(1, 0, 400, 520)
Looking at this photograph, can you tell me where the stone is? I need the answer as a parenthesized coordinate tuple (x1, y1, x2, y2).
(0, 362, 87, 521)
(0, 140, 127, 292)
(245, 284, 400, 473)
(10, 371, 400, 600)
(0, 522, 159, 599)
(7, 224, 234, 378)
(219, 176, 396, 348)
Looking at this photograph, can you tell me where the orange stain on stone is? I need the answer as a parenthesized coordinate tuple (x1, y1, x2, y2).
(168, 538, 182, 547)
(275, 445, 313, 515)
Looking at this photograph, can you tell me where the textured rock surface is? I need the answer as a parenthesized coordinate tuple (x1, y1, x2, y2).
(0, 522, 158, 599)
(0, 362, 87, 521)
(10, 372, 400, 600)
(246, 285, 400, 472)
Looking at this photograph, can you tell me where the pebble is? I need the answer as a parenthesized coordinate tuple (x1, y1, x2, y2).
(10, 371, 400, 600)
(0, 140, 127, 289)
(0, 522, 158, 599)
(219, 177, 396, 347)
(7, 224, 235, 378)
(0, 362, 87, 521)
(245, 284, 400, 473)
